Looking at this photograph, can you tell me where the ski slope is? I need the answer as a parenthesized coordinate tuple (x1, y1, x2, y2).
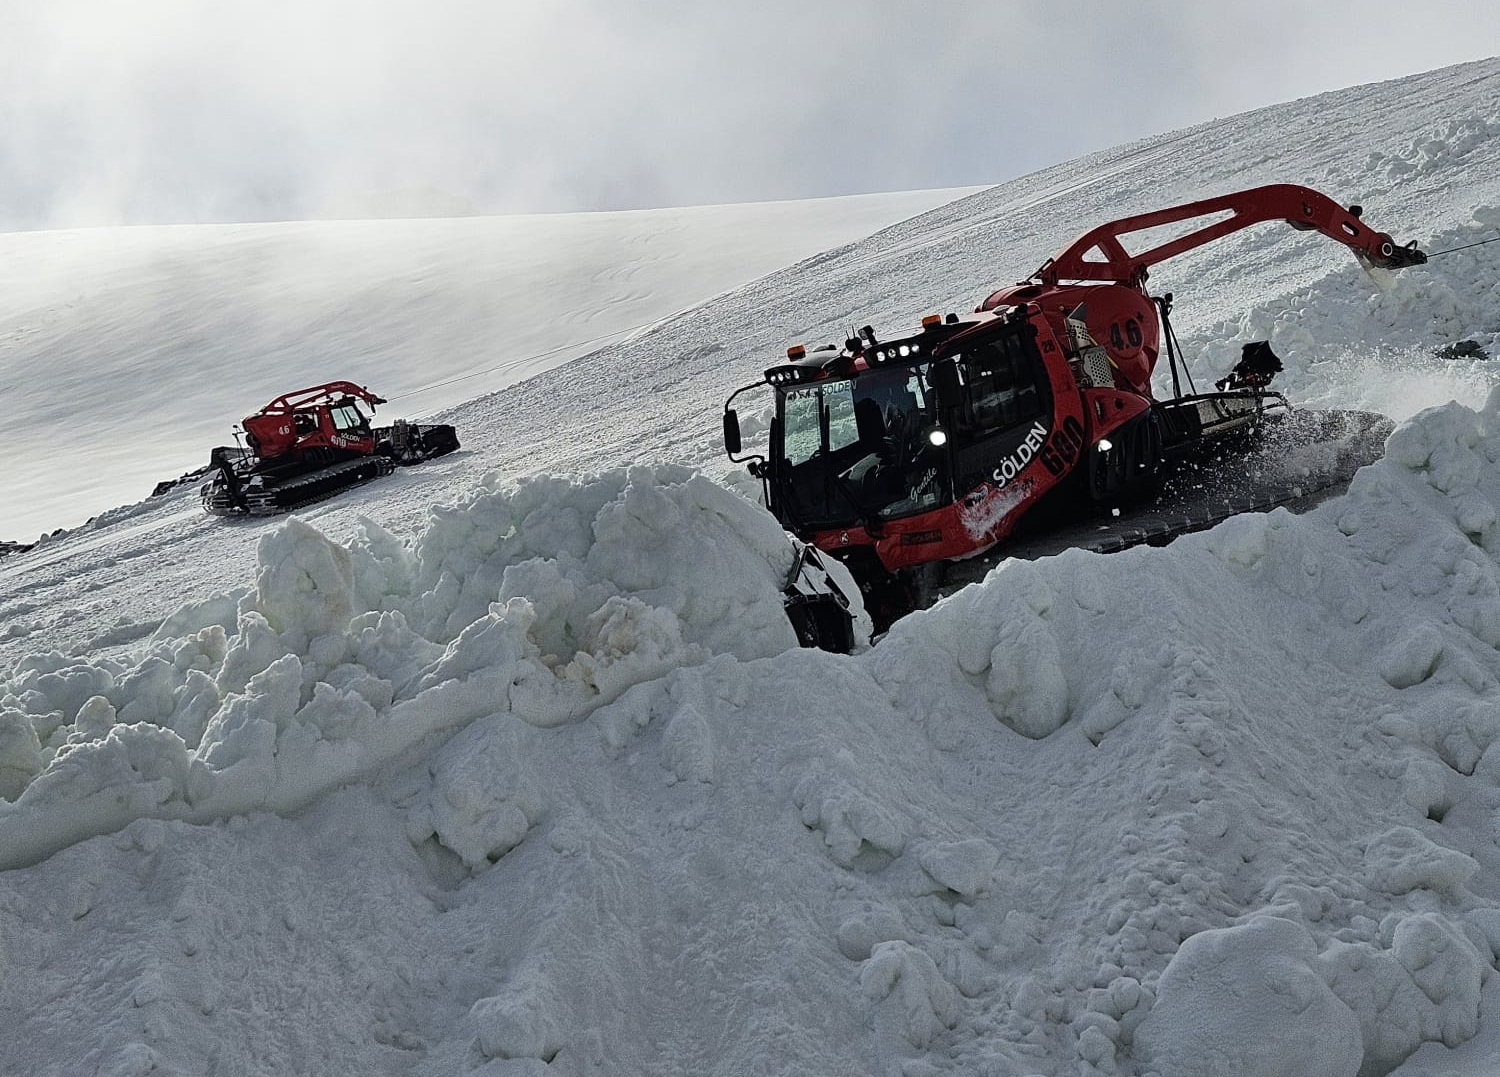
(0, 187, 981, 542)
(3, 57, 1500, 1077)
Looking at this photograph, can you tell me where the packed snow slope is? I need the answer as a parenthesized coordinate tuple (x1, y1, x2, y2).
(0, 187, 980, 541)
(4, 57, 1500, 1077)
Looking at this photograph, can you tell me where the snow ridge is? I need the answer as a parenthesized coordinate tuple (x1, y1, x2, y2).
(4, 55, 1500, 1077)
(5, 388, 1500, 1074)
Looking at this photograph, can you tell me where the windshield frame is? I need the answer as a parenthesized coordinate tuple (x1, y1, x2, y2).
(770, 361, 952, 530)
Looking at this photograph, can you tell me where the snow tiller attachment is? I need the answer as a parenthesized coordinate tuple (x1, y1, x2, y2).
(781, 539, 859, 652)
(202, 381, 459, 516)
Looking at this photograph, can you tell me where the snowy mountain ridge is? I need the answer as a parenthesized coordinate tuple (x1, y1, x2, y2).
(3, 56, 1500, 1077)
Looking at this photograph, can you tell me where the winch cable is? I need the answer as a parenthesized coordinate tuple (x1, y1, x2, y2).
(1423, 234, 1500, 259)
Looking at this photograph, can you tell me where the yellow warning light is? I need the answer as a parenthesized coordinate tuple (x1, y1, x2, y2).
(921, 314, 942, 328)
(786, 344, 807, 359)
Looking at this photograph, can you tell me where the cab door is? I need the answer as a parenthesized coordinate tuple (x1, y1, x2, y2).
(943, 324, 1053, 497)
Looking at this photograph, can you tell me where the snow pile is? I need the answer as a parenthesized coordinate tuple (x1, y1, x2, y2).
(7, 57, 1500, 1077)
(0, 466, 847, 871)
(6, 391, 1500, 1075)
(853, 387, 1500, 1074)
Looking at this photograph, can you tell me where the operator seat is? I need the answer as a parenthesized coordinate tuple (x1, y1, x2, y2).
(854, 398, 887, 446)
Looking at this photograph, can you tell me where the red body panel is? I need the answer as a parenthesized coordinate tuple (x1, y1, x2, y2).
(983, 283, 1159, 395)
(808, 307, 1154, 574)
(239, 381, 385, 463)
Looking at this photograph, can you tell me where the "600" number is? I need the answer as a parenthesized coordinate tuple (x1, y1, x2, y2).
(1040, 415, 1085, 476)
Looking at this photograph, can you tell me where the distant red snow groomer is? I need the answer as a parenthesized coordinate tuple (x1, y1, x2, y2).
(723, 184, 1427, 626)
(202, 380, 459, 515)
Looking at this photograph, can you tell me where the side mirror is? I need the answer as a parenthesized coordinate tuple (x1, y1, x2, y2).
(723, 409, 742, 456)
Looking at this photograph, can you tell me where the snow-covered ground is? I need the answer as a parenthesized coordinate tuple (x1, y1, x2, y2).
(4, 56, 1500, 1077)
(0, 187, 980, 541)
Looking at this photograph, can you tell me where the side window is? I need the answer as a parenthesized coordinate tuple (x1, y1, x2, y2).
(962, 338, 1042, 431)
(331, 405, 366, 432)
(852, 371, 929, 445)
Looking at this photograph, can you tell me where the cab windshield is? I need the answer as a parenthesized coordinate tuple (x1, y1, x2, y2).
(774, 364, 947, 527)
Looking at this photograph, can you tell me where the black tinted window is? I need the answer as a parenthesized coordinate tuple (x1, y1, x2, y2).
(962, 336, 1044, 431)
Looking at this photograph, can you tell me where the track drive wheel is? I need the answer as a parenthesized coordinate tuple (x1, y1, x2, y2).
(1087, 408, 1163, 505)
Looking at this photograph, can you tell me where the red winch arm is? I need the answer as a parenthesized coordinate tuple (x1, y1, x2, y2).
(1029, 183, 1426, 288)
(255, 380, 387, 416)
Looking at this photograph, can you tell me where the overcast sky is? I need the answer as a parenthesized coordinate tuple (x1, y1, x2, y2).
(3, 1, 1497, 229)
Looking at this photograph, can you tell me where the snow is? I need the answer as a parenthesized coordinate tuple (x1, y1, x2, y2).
(1135, 916, 1365, 1077)
(3, 55, 1500, 1077)
(0, 188, 981, 541)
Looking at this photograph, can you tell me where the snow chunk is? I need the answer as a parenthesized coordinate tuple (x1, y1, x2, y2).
(1385, 398, 1489, 496)
(0, 722, 194, 869)
(253, 516, 356, 646)
(859, 940, 960, 1049)
(192, 653, 300, 802)
(12, 657, 115, 726)
(917, 838, 1000, 900)
(1321, 913, 1487, 1072)
(469, 974, 563, 1063)
(0, 708, 44, 801)
(793, 771, 906, 869)
(892, 560, 1071, 739)
(1135, 917, 1363, 1077)
(406, 717, 541, 870)
(1378, 626, 1446, 688)
(836, 907, 908, 961)
(982, 609, 1070, 739)
(661, 702, 714, 784)
(150, 587, 248, 643)
(1363, 826, 1478, 898)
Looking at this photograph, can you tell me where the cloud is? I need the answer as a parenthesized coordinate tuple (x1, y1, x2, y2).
(2, 0, 1497, 229)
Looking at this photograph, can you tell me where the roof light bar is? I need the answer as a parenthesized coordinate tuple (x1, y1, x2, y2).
(869, 341, 922, 365)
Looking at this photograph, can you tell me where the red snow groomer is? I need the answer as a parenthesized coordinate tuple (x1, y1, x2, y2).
(202, 381, 459, 515)
(724, 184, 1427, 629)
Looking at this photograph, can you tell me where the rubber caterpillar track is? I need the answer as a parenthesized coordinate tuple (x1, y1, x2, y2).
(202, 456, 395, 516)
